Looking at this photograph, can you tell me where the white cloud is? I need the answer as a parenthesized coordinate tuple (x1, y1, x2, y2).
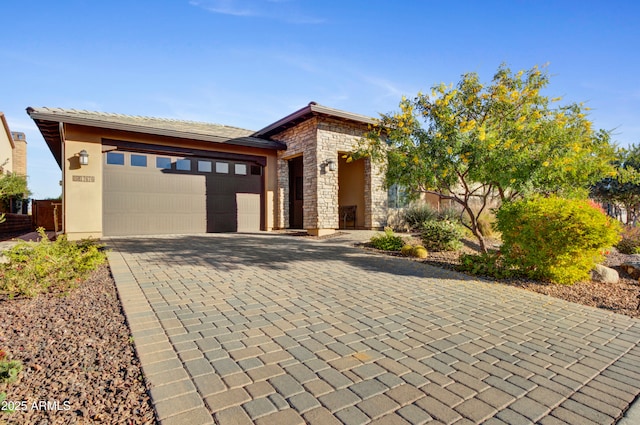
(189, 0, 256, 17)
(189, 0, 325, 24)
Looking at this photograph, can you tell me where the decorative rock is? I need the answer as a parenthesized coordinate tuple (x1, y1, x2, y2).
(621, 261, 640, 280)
(591, 264, 620, 284)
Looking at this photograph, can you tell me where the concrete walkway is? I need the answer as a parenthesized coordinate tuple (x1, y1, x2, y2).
(106, 232, 640, 425)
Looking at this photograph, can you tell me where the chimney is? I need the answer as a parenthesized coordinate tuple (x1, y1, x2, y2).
(10, 131, 27, 176)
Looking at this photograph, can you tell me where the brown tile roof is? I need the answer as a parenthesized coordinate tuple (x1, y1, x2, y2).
(254, 101, 376, 138)
(27, 107, 287, 167)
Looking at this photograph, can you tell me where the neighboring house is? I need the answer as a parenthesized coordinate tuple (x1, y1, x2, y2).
(0, 112, 27, 175)
(27, 102, 388, 240)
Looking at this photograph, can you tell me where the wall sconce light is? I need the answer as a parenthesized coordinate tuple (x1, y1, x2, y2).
(79, 150, 89, 166)
(326, 159, 336, 172)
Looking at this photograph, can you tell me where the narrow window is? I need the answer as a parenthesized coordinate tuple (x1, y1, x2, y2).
(156, 157, 172, 169)
(131, 154, 147, 167)
(106, 152, 125, 165)
(235, 163, 247, 175)
(176, 159, 191, 171)
(198, 160, 212, 172)
(216, 162, 229, 173)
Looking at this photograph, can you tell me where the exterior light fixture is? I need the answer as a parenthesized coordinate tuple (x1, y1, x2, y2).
(79, 150, 89, 166)
(326, 159, 336, 172)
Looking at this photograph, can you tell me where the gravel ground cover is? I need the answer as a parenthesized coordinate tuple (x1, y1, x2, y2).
(0, 264, 156, 425)
(364, 235, 640, 319)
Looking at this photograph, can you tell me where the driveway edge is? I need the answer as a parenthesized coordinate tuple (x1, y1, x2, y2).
(107, 247, 214, 425)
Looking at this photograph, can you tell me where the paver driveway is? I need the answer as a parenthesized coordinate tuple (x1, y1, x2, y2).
(107, 233, 640, 425)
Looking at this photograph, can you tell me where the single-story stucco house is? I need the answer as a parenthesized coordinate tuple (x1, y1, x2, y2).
(1, 112, 27, 176)
(27, 102, 389, 240)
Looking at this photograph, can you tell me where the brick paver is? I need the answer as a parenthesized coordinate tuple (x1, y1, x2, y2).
(107, 233, 640, 424)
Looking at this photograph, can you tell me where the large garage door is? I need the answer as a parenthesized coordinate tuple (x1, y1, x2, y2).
(103, 151, 262, 236)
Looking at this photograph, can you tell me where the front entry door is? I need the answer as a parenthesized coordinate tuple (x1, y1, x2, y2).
(289, 156, 303, 228)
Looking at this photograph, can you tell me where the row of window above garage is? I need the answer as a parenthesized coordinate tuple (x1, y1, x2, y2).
(105, 151, 262, 176)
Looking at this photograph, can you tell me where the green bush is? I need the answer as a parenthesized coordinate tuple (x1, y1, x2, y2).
(0, 349, 22, 416)
(402, 204, 438, 230)
(437, 206, 461, 223)
(0, 350, 22, 385)
(616, 226, 640, 254)
(495, 196, 621, 285)
(370, 227, 405, 251)
(476, 212, 497, 238)
(458, 252, 517, 279)
(420, 220, 464, 251)
(0, 228, 106, 297)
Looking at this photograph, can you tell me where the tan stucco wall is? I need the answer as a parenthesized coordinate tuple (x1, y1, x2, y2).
(62, 124, 278, 238)
(0, 126, 13, 173)
(63, 139, 103, 240)
(338, 156, 365, 227)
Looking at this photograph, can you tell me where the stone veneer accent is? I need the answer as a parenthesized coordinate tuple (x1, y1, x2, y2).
(274, 116, 387, 232)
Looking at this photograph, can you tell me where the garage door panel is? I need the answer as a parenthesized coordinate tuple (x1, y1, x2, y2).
(104, 152, 262, 236)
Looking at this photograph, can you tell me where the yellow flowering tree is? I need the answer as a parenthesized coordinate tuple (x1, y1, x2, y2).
(359, 64, 616, 252)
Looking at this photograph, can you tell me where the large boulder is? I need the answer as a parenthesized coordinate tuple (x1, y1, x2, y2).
(591, 264, 619, 284)
(621, 260, 640, 279)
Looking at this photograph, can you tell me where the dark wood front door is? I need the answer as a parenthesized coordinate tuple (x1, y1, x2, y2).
(289, 156, 303, 228)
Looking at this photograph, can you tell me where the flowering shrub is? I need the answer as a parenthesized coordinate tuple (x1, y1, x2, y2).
(495, 196, 621, 285)
(0, 228, 106, 297)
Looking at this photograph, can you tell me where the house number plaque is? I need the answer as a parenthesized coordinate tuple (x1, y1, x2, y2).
(72, 175, 95, 183)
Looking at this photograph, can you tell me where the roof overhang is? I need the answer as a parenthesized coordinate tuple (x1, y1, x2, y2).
(254, 102, 377, 138)
(26, 107, 287, 168)
(0, 112, 16, 150)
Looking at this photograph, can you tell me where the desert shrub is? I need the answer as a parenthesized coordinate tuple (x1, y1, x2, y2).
(458, 252, 517, 279)
(402, 204, 438, 230)
(495, 196, 621, 285)
(370, 227, 405, 251)
(0, 350, 22, 385)
(0, 349, 22, 416)
(476, 212, 497, 238)
(420, 220, 464, 251)
(0, 228, 106, 297)
(616, 226, 640, 254)
(437, 206, 462, 223)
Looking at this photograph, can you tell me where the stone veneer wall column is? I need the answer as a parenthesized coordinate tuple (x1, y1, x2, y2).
(317, 118, 387, 231)
(365, 158, 387, 228)
(275, 116, 388, 233)
(276, 158, 289, 229)
(274, 119, 318, 229)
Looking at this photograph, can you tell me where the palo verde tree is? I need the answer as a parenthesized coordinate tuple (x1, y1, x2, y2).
(358, 64, 616, 252)
(591, 143, 640, 224)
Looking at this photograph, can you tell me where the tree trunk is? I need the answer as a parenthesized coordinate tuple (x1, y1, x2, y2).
(463, 204, 488, 253)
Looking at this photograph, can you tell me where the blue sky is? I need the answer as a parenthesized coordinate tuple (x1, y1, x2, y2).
(2, 0, 639, 199)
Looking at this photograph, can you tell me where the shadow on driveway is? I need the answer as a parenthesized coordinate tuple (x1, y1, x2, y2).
(105, 233, 477, 283)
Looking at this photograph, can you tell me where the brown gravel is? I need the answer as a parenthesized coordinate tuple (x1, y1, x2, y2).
(0, 265, 156, 424)
(411, 239, 640, 319)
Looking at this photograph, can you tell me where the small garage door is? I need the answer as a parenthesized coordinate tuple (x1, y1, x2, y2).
(103, 151, 262, 236)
